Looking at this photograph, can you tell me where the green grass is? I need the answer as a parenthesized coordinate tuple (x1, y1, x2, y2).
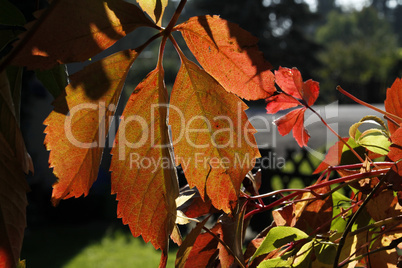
(63, 229, 177, 268)
(22, 224, 177, 268)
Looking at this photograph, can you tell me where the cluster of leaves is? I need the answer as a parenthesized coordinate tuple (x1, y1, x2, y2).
(1, 0, 402, 267)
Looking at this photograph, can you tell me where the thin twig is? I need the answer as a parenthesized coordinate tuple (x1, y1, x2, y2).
(337, 86, 402, 123)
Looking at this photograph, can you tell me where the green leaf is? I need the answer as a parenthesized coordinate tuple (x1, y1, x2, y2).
(35, 64, 68, 99)
(0, 0, 25, 57)
(340, 133, 366, 165)
(256, 252, 293, 268)
(348, 115, 390, 155)
(314, 242, 337, 265)
(251, 226, 309, 262)
(293, 240, 313, 268)
(357, 128, 391, 155)
(331, 191, 351, 233)
(349, 115, 388, 139)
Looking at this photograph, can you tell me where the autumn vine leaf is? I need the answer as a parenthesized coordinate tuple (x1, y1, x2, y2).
(0, 71, 30, 268)
(266, 67, 319, 147)
(384, 78, 402, 134)
(176, 15, 275, 100)
(11, 0, 156, 70)
(110, 64, 179, 267)
(170, 52, 260, 213)
(136, 0, 167, 26)
(0, 134, 29, 268)
(44, 50, 138, 204)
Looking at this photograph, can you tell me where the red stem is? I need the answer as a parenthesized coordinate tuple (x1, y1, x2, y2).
(244, 168, 389, 219)
(164, 0, 187, 34)
(337, 86, 402, 123)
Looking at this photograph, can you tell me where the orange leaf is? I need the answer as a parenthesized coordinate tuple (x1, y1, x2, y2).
(176, 15, 275, 100)
(12, 0, 155, 69)
(384, 78, 402, 134)
(170, 57, 260, 213)
(110, 67, 179, 265)
(136, 0, 167, 26)
(44, 50, 138, 204)
(0, 133, 29, 268)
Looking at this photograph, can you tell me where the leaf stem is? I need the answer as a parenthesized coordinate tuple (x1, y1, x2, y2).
(308, 106, 365, 163)
(164, 0, 187, 34)
(337, 86, 402, 123)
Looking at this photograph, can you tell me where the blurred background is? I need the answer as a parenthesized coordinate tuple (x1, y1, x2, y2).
(6, 0, 402, 267)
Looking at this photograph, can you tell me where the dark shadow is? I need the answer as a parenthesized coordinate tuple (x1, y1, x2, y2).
(273, 234, 297, 248)
(196, 16, 218, 49)
(154, 0, 163, 25)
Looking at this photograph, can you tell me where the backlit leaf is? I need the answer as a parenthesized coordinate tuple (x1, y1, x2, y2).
(251, 226, 309, 261)
(271, 67, 319, 108)
(384, 78, 402, 134)
(176, 15, 275, 100)
(182, 224, 220, 267)
(0, 133, 29, 268)
(292, 183, 333, 234)
(313, 138, 349, 174)
(267, 67, 319, 147)
(274, 108, 309, 147)
(175, 216, 210, 268)
(136, 0, 167, 26)
(12, 0, 156, 69)
(357, 129, 391, 155)
(110, 66, 179, 266)
(265, 93, 299, 114)
(170, 56, 260, 213)
(44, 50, 138, 204)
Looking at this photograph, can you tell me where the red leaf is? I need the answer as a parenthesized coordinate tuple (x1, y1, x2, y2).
(177, 186, 214, 219)
(387, 126, 402, 191)
(384, 78, 402, 134)
(0, 134, 29, 268)
(313, 138, 349, 174)
(175, 216, 211, 268)
(274, 108, 310, 147)
(267, 67, 319, 147)
(44, 50, 138, 204)
(110, 67, 179, 264)
(170, 56, 260, 213)
(183, 225, 220, 268)
(274, 67, 319, 106)
(176, 15, 275, 100)
(12, 0, 155, 69)
(265, 93, 299, 114)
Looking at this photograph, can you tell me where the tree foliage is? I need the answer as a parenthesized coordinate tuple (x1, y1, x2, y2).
(1, 0, 402, 267)
(315, 7, 399, 103)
